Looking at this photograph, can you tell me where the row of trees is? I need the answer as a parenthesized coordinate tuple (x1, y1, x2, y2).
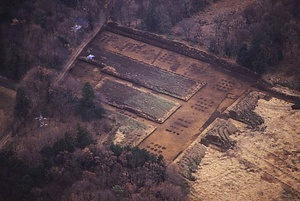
(13, 67, 105, 123)
(79, 82, 105, 120)
(110, 0, 213, 34)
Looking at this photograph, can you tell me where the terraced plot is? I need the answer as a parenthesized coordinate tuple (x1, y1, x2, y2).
(79, 26, 250, 162)
(176, 94, 300, 201)
(95, 49, 205, 101)
(95, 79, 181, 123)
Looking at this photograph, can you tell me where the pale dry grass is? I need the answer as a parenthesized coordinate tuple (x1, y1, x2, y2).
(189, 94, 300, 201)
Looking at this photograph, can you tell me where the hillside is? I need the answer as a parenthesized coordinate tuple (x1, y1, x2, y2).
(0, 1, 300, 201)
(1, 0, 299, 90)
(111, 0, 300, 90)
(171, 0, 300, 90)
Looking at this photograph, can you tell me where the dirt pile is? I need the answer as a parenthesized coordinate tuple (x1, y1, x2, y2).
(200, 118, 237, 151)
(225, 91, 265, 129)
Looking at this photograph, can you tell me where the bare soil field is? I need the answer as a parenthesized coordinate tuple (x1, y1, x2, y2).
(76, 28, 252, 162)
(68, 60, 104, 88)
(0, 86, 16, 135)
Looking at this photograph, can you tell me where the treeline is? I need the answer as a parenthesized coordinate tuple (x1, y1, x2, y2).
(0, 131, 187, 201)
(236, 0, 300, 74)
(0, 0, 108, 81)
(1, 0, 299, 81)
(110, 0, 214, 34)
(0, 0, 215, 81)
(12, 68, 105, 124)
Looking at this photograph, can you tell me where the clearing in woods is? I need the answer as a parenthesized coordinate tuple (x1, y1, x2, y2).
(60, 25, 300, 200)
(95, 78, 181, 123)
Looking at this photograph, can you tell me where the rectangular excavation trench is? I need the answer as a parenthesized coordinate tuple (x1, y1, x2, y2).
(93, 49, 206, 101)
(95, 79, 181, 124)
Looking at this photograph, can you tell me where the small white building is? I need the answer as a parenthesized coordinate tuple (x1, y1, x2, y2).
(87, 54, 95, 60)
(72, 24, 82, 32)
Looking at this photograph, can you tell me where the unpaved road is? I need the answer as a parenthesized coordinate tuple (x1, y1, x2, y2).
(53, 20, 106, 85)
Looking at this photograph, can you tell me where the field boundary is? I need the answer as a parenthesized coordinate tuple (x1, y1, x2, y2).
(104, 22, 259, 79)
(104, 23, 300, 104)
(95, 79, 181, 124)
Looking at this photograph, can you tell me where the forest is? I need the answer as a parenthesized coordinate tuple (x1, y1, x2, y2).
(0, 66, 187, 200)
(0, 139, 187, 201)
(0, 0, 300, 200)
(1, 0, 300, 83)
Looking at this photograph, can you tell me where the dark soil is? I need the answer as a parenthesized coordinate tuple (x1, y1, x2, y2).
(92, 48, 205, 101)
(96, 79, 180, 123)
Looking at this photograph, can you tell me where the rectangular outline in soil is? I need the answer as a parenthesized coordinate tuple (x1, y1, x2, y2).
(95, 79, 181, 123)
(97, 49, 206, 101)
(113, 112, 157, 147)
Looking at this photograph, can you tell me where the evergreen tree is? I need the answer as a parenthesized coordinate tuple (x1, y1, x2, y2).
(80, 82, 95, 109)
(79, 82, 104, 120)
(14, 87, 31, 120)
(76, 125, 94, 149)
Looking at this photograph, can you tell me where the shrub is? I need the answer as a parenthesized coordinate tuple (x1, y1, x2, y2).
(14, 87, 32, 120)
(79, 82, 105, 120)
(76, 125, 94, 149)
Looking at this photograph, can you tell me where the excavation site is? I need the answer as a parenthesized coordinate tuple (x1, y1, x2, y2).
(59, 23, 300, 200)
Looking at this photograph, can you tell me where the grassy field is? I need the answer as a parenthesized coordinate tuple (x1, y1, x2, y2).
(183, 95, 300, 201)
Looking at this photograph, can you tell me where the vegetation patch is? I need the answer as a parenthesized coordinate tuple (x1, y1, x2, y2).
(112, 112, 156, 147)
(0, 138, 188, 201)
(95, 79, 181, 123)
(98, 49, 205, 101)
(173, 136, 206, 181)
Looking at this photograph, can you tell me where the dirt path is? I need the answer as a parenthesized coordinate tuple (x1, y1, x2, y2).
(53, 20, 106, 85)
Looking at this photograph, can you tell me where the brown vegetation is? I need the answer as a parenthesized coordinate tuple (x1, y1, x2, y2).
(0, 0, 108, 81)
(0, 142, 188, 201)
(1, 1, 300, 201)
